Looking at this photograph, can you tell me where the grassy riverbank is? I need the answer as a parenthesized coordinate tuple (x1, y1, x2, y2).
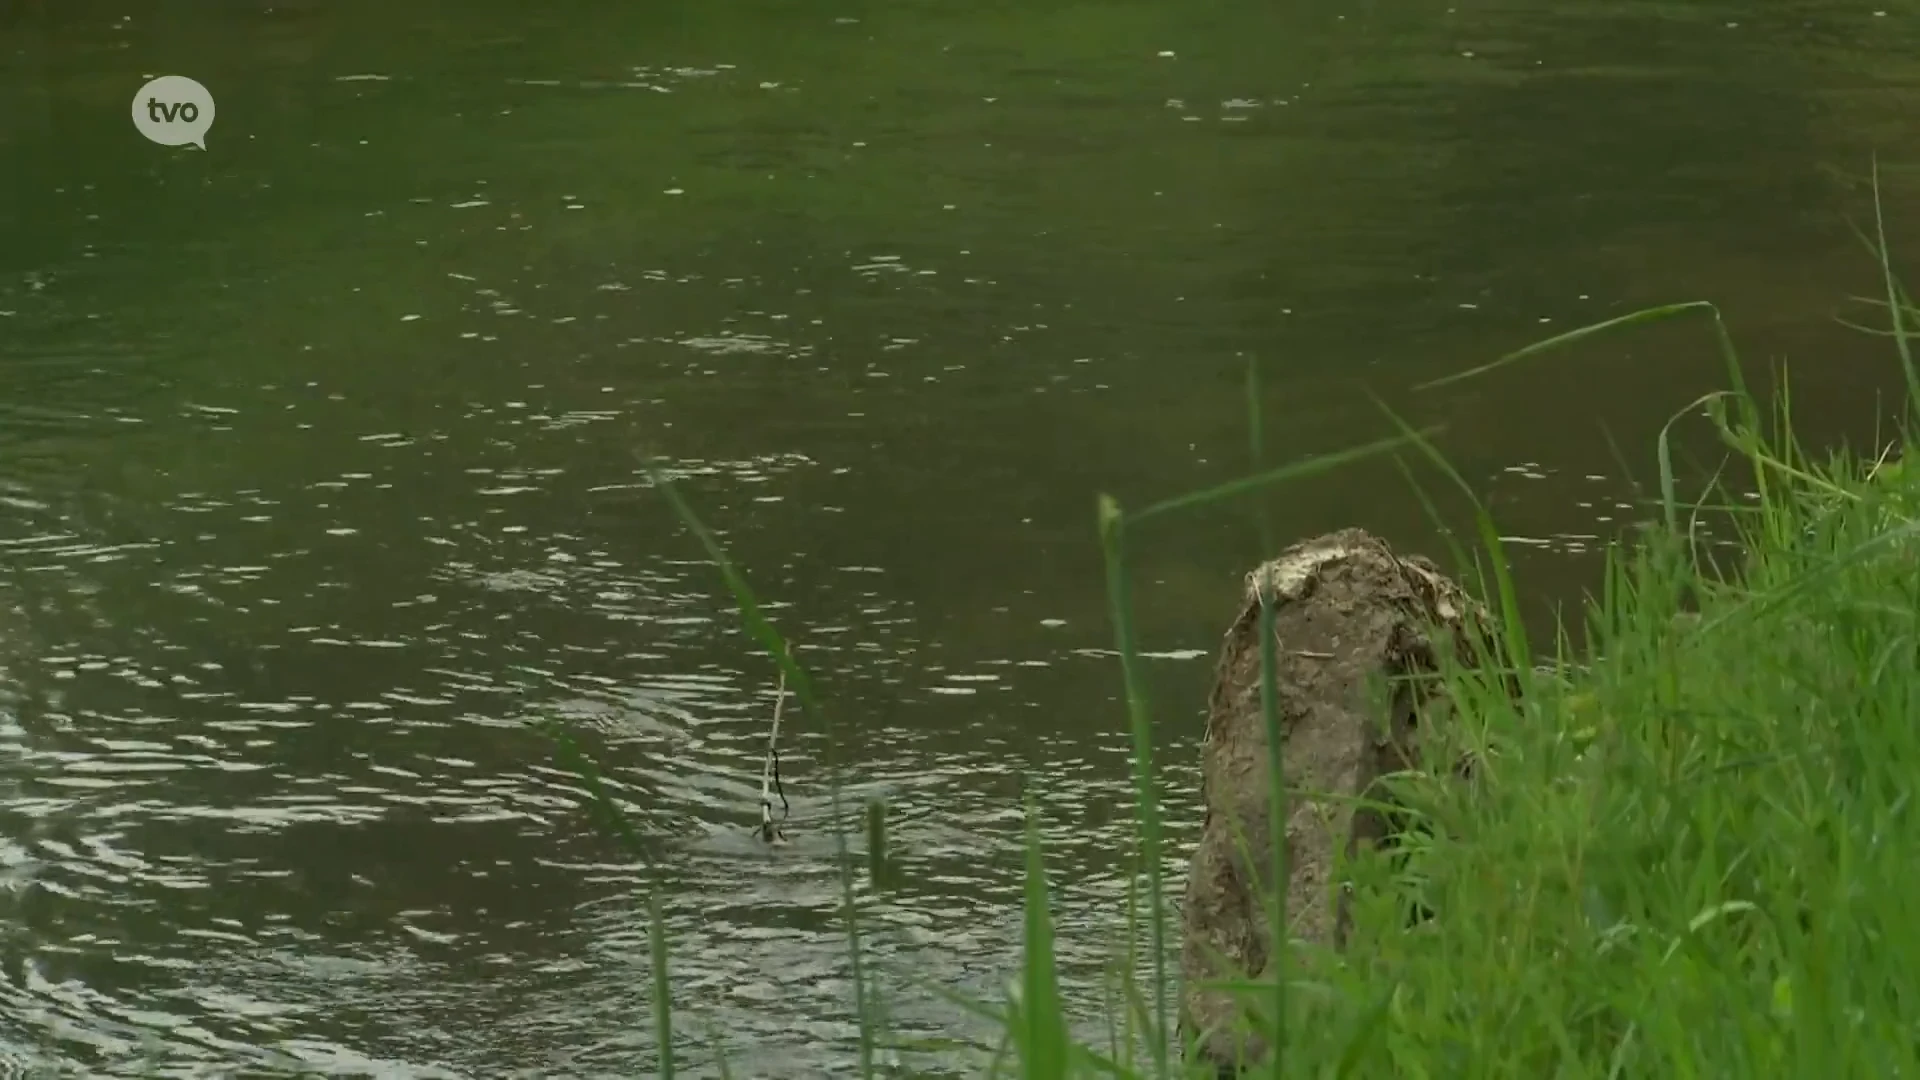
(553, 218, 1920, 1076)
(1217, 348, 1920, 1075)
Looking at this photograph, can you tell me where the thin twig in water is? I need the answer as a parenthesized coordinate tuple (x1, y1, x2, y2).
(760, 670, 791, 846)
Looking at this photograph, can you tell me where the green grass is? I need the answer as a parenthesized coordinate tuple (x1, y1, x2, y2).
(543, 176, 1920, 1077)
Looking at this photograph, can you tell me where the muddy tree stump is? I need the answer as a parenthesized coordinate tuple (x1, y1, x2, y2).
(1179, 528, 1497, 1073)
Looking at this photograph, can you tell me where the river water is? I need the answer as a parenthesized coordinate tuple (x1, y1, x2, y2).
(1, 1, 1917, 1075)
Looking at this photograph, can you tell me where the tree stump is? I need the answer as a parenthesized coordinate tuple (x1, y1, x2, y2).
(1179, 528, 1498, 1073)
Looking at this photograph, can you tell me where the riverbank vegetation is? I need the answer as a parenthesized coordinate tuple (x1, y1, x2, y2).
(549, 189, 1920, 1076)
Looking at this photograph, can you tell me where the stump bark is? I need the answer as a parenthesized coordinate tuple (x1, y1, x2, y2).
(1179, 528, 1498, 1073)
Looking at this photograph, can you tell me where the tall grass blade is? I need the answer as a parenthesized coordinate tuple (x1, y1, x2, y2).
(1414, 302, 1723, 390)
(535, 719, 651, 859)
(1121, 841, 1144, 1075)
(1096, 495, 1171, 1076)
(1014, 794, 1069, 1080)
(534, 716, 677, 1075)
(1393, 453, 1475, 575)
(866, 797, 889, 889)
(1374, 398, 1531, 672)
(1129, 430, 1438, 527)
(648, 892, 676, 1080)
(1868, 157, 1920, 412)
(644, 458, 819, 706)
(1655, 392, 1734, 536)
(1333, 984, 1398, 1079)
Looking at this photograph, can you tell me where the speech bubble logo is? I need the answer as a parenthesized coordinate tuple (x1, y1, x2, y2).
(131, 75, 215, 150)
